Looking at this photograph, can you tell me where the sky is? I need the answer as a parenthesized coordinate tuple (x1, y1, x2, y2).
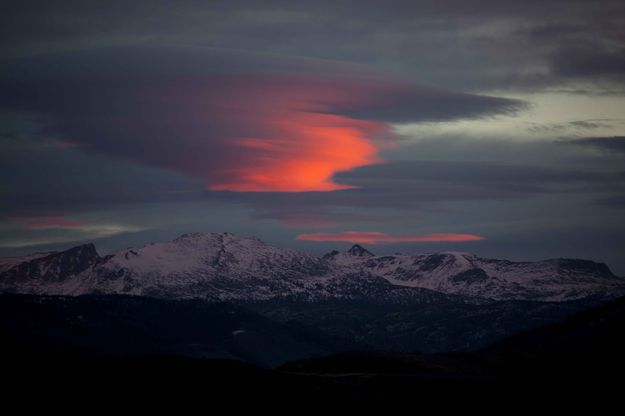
(1, 1, 624, 273)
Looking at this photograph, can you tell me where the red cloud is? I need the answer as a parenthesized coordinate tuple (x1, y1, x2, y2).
(0, 47, 522, 193)
(296, 231, 485, 244)
(25, 216, 84, 229)
(209, 112, 386, 192)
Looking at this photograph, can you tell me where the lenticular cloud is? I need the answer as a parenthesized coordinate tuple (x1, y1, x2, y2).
(0, 46, 523, 192)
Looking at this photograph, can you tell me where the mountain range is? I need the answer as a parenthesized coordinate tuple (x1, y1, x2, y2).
(1, 231, 622, 302)
(1, 231, 624, 356)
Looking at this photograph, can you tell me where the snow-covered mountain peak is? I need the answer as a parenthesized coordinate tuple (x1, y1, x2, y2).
(103, 231, 321, 278)
(321, 248, 623, 301)
(1, 232, 623, 302)
(347, 244, 375, 257)
(429, 251, 475, 266)
(438, 251, 474, 258)
(322, 244, 375, 266)
(172, 231, 237, 246)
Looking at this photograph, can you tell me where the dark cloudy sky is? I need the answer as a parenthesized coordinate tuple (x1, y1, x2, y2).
(1, 1, 624, 273)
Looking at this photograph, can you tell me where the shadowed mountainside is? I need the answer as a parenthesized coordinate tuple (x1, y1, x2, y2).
(2, 293, 625, 404)
(0, 294, 348, 367)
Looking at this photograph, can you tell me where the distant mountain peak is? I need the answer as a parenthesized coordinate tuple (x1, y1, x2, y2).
(322, 250, 341, 260)
(66, 243, 99, 258)
(324, 244, 375, 262)
(440, 251, 473, 257)
(0, 242, 100, 285)
(1, 232, 623, 302)
(347, 244, 374, 257)
(173, 231, 228, 242)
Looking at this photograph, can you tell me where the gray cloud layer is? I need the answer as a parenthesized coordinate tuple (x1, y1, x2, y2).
(566, 136, 625, 154)
(2, 1, 624, 92)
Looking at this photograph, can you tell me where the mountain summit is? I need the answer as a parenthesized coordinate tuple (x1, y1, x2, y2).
(322, 244, 374, 265)
(347, 244, 374, 257)
(0, 232, 623, 302)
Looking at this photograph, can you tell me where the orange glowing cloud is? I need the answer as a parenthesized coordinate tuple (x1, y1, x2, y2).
(296, 231, 485, 244)
(210, 112, 387, 192)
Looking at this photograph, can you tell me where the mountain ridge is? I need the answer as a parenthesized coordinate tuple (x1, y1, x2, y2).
(1, 231, 623, 302)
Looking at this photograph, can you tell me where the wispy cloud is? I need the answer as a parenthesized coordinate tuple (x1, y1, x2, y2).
(296, 231, 485, 244)
(25, 216, 84, 229)
(0, 213, 145, 248)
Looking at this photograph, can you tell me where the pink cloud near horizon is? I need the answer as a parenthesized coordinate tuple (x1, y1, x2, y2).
(25, 216, 84, 229)
(296, 231, 485, 244)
